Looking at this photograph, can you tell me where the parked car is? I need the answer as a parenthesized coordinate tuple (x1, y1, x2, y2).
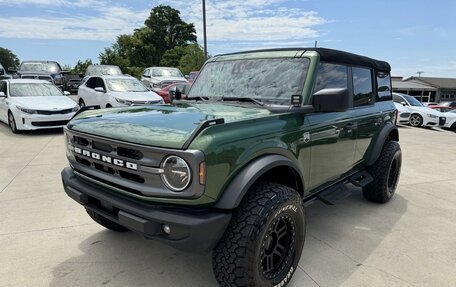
(0, 79, 78, 133)
(77, 75, 164, 108)
(65, 76, 82, 94)
(84, 65, 122, 77)
(442, 110, 456, 131)
(428, 105, 455, 113)
(438, 101, 456, 108)
(186, 71, 199, 82)
(394, 102, 411, 125)
(141, 67, 187, 89)
(0, 63, 12, 80)
(156, 82, 191, 103)
(9, 61, 68, 90)
(392, 92, 446, 127)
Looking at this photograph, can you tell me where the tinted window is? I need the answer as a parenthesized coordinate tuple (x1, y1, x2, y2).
(352, 67, 373, 107)
(0, 81, 6, 94)
(95, 77, 105, 90)
(377, 72, 392, 101)
(392, 94, 404, 103)
(86, 77, 97, 89)
(314, 63, 348, 93)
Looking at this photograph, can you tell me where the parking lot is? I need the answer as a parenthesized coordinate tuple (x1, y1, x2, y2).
(0, 124, 455, 287)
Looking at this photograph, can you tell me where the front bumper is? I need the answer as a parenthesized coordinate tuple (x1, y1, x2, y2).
(15, 112, 75, 130)
(61, 167, 231, 253)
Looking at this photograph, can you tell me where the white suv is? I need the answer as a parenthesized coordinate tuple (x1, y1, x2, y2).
(140, 67, 187, 90)
(78, 75, 164, 108)
(392, 93, 446, 127)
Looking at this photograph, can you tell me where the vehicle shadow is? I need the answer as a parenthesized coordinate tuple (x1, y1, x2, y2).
(49, 189, 407, 287)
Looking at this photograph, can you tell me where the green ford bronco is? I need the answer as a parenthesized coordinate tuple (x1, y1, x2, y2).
(61, 48, 401, 286)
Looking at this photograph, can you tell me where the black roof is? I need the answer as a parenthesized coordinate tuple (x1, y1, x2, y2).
(218, 47, 391, 73)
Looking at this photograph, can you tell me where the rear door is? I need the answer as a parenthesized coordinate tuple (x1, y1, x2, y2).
(0, 81, 8, 122)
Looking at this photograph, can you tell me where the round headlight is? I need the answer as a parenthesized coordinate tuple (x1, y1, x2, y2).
(161, 156, 191, 191)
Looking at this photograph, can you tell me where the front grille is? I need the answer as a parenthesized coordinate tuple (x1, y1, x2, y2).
(21, 75, 53, 82)
(21, 75, 35, 79)
(36, 108, 74, 115)
(439, 117, 446, 125)
(400, 113, 410, 118)
(31, 120, 68, 127)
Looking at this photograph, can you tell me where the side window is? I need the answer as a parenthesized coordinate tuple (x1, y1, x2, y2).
(377, 72, 392, 101)
(143, 69, 149, 77)
(0, 81, 7, 95)
(85, 77, 96, 89)
(95, 77, 106, 90)
(314, 63, 348, 93)
(392, 94, 405, 104)
(352, 67, 373, 107)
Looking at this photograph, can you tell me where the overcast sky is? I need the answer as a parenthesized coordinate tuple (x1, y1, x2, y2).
(1, 0, 455, 78)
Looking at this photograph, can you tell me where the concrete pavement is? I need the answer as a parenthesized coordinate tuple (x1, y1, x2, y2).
(0, 124, 455, 286)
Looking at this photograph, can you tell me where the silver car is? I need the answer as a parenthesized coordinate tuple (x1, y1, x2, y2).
(140, 67, 188, 90)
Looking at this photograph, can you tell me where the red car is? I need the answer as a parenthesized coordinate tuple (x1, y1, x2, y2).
(156, 82, 191, 103)
(428, 105, 455, 113)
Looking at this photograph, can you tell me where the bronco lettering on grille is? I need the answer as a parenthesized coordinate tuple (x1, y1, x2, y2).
(74, 147, 138, 171)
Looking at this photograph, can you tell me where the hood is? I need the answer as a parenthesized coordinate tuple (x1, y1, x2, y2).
(18, 71, 59, 77)
(68, 102, 272, 149)
(407, 106, 443, 116)
(12, 96, 78, 110)
(151, 76, 187, 82)
(111, 91, 162, 102)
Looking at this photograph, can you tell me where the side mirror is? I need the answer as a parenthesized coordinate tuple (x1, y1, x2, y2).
(63, 91, 71, 96)
(175, 89, 182, 100)
(184, 75, 189, 79)
(94, 87, 105, 93)
(0, 68, 4, 75)
(400, 101, 407, 106)
(312, 88, 349, 112)
(0, 91, 6, 97)
(8, 67, 17, 73)
(168, 90, 176, 102)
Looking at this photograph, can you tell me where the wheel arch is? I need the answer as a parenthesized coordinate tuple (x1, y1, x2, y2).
(213, 154, 304, 210)
(366, 122, 399, 166)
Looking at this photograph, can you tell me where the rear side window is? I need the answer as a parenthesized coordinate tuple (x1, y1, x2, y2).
(377, 72, 392, 101)
(314, 63, 348, 93)
(352, 67, 373, 107)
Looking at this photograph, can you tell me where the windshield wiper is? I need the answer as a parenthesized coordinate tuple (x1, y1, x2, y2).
(221, 96, 265, 106)
(185, 96, 209, 101)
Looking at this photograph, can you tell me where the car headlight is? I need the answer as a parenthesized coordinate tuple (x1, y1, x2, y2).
(161, 155, 191, 191)
(115, 98, 132, 105)
(71, 106, 79, 112)
(427, 114, 438, 118)
(17, 106, 37, 114)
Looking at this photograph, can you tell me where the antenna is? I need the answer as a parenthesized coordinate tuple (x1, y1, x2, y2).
(417, 71, 424, 77)
(314, 40, 318, 48)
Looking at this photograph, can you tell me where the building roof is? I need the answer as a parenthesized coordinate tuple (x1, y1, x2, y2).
(405, 77, 456, 89)
(392, 79, 437, 91)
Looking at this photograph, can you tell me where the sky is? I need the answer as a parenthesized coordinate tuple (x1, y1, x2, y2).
(0, 0, 455, 78)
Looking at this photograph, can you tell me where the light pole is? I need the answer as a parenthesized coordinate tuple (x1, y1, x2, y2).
(202, 0, 208, 60)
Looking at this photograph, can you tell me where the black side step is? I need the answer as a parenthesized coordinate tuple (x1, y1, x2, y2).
(317, 183, 351, 205)
(348, 171, 373, 187)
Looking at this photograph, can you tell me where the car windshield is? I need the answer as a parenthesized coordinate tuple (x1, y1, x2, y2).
(10, 83, 63, 97)
(403, 95, 424, 107)
(188, 58, 310, 105)
(20, 62, 61, 73)
(152, 68, 183, 77)
(106, 78, 148, 92)
(86, 66, 122, 76)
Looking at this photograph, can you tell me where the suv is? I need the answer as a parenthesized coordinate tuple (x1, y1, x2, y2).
(10, 61, 67, 90)
(0, 63, 12, 80)
(140, 66, 187, 89)
(61, 48, 401, 287)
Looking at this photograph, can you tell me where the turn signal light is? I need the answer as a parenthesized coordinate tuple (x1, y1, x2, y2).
(199, 162, 206, 185)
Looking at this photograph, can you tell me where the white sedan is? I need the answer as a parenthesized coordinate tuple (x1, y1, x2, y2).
(78, 75, 164, 108)
(0, 79, 79, 133)
(443, 110, 456, 132)
(393, 102, 411, 125)
(392, 92, 446, 127)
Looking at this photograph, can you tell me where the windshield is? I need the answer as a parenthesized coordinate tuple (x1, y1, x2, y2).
(188, 58, 309, 105)
(86, 66, 122, 76)
(20, 62, 61, 73)
(450, 109, 456, 113)
(403, 95, 424, 107)
(106, 78, 148, 92)
(10, 83, 63, 97)
(152, 68, 183, 77)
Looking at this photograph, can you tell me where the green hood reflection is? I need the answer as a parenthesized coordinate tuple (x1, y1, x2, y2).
(68, 103, 271, 149)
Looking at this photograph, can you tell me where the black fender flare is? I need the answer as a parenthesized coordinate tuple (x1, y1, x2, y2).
(366, 122, 399, 166)
(213, 154, 303, 210)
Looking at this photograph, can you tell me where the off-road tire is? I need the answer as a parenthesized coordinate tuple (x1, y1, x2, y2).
(79, 99, 85, 107)
(212, 182, 305, 287)
(363, 141, 401, 203)
(85, 208, 129, 232)
(409, 114, 423, 127)
(8, 111, 19, 134)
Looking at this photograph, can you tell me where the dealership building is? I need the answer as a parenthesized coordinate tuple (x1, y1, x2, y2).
(392, 76, 456, 103)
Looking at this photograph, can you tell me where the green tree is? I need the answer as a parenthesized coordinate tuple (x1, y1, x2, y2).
(70, 59, 93, 75)
(0, 47, 20, 69)
(178, 44, 206, 75)
(160, 46, 186, 67)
